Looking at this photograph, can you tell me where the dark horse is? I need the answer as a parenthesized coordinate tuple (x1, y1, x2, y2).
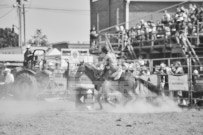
(75, 62, 160, 110)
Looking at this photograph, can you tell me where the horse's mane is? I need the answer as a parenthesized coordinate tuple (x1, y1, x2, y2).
(83, 63, 98, 72)
(77, 63, 98, 81)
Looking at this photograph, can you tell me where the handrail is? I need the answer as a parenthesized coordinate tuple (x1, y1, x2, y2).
(185, 38, 202, 66)
(105, 34, 115, 53)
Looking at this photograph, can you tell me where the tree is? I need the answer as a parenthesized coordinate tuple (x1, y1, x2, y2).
(0, 27, 18, 48)
(28, 29, 48, 46)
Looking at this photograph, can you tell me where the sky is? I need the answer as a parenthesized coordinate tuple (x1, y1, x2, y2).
(0, 0, 90, 44)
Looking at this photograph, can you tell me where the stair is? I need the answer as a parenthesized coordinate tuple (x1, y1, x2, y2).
(181, 37, 202, 66)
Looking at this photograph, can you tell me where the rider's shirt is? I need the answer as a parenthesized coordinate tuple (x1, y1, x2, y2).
(103, 52, 118, 70)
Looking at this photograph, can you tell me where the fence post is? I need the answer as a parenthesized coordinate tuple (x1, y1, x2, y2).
(188, 56, 193, 106)
(197, 21, 200, 46)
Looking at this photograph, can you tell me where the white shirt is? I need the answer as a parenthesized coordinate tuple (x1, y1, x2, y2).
(103, 52, 117, 68)
(5, 73, 14, 84)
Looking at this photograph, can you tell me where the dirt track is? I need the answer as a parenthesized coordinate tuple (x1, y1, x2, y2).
(0, 99, 203, 135)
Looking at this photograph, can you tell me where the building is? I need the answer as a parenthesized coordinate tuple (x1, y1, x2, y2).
(90, 0, 203, 32)
(51, 41, 90, 51)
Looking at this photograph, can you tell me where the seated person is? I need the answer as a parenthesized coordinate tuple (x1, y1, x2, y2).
(24, 45, 32, 68)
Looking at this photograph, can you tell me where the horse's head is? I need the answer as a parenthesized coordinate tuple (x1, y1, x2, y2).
(76, 62, 102, 81)
(75, 61, 86, 77)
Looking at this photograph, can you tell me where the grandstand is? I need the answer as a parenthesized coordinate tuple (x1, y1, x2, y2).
(90, 0, 203, 64)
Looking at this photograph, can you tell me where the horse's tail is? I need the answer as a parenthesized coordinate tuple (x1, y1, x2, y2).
(136, 78, 161, 95)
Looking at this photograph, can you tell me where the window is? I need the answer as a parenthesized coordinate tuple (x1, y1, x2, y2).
(97, 13, 100, 31)
(116, 8, 120, 25)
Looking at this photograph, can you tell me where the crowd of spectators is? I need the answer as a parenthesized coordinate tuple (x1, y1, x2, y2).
(115, 4, 203, 50)
(115, 55, 186, 77)
(154, 61, 184, 75)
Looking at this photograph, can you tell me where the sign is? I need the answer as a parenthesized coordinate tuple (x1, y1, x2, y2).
(61, 49, 93, 64)
(168, 75, 188, 91)
(61, 49, 93, 77)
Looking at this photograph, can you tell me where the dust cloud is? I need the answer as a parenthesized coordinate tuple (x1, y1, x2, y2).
(103, 80, 182, 114)
(0, 99, 75, 117)
(108, 96, 182, 113)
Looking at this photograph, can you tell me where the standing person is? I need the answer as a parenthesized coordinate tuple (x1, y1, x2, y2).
(90, 25, 99, 50)
(101, 46, 122, 80)
(162, 10, 171, 25)
(0, 64, 5, 98)
(1, 68, 14, 99)
(4, 68, 14, 85)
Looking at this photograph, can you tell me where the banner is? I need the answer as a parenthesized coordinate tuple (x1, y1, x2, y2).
(168, 75, 188, 91)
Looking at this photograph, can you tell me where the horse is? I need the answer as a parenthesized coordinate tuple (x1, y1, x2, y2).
(75, 62, 161, 110)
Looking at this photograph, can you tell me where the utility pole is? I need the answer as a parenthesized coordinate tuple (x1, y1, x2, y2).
(22, 4, 26, 44)
(16, 0, 22, 47)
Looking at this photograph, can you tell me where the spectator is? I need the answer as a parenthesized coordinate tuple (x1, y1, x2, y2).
(187, 19, 193, 36)
(0, 64, 5, 82)
(129, 27, 137, 44)
(164, 25, 171, 39)
(198, 6, 203, 22)
(4, 68, 14, 84)
(162, 10, 171, 25)
(136, 24, 142, 45)
(140, 25, 146, 45)
(138, 55, 145, 67)
(1, 68, 14, 99)
(151, 21, 157, 45)
(175, 61, 184, 74)
(171, 64, 177, 74)
(188, 4, 195, 15)
(159, 62, 167, 74)
(90, 25, 99, 50)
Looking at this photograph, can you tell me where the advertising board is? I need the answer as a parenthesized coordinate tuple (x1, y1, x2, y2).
(61, 49, 93, 77)
(168, 75, 188, 91)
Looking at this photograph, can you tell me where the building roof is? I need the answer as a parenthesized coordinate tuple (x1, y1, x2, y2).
(130, 0, 203, 2)
(46, 48, 61, 56)
(0, 54, 24, 62)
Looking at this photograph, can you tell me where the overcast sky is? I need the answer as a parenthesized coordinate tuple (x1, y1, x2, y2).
(0, 0, 90, 44)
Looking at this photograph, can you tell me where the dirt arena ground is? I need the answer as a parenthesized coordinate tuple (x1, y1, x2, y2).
(0, 98, 202, 135)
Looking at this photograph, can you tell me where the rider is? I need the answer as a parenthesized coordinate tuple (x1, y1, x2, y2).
(101, 46, 123, 80)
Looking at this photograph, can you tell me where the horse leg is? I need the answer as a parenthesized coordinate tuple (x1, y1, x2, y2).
(96, 87, 103, 110)
(103, 93, 116, 107)
(122, 89, 133, 106)
(102, 80, 116, 107)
